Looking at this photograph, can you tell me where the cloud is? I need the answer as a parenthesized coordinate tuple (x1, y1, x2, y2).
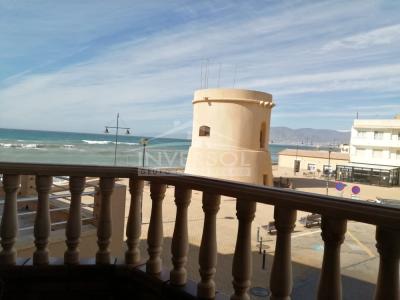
(0, 0, 399, 133)
(245, 64, 400, 95)
(321, 24, 400, 52)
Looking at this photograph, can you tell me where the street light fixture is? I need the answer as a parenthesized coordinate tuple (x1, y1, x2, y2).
(104, 113, 131, 165)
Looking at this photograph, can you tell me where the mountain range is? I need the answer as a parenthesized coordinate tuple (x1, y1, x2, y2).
(270, 127, 350, 146)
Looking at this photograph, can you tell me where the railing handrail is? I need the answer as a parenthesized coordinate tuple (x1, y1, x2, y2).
(0, 161, 399, 229)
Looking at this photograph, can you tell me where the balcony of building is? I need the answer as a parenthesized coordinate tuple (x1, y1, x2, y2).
(350, 137, 400, 149)
(0, 162, 399, 300)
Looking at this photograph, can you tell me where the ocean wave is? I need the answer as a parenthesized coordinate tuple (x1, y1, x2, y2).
(118, 142, 139, 146)
(82, 140, 138, 145)
(0, 143, 45, 150)
(0, 142, 76, 150)
(24, 144, 40, 149)
(82, 140, 112, 145)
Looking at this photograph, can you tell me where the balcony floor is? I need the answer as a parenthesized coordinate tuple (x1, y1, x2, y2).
(0, 258, 230, 300)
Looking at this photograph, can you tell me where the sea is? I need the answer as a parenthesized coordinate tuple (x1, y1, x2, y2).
(0, 128, 318, 169)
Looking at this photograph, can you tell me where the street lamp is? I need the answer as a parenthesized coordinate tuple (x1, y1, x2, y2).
(326, 148, 332, 195)
(293, 144, 300, 176)
(104, 113, 131, 165)
(140, 138, 149, 167)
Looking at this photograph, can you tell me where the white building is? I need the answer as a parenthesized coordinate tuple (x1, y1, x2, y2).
(336, 115, 400, 186)
(350, 117, 400, 167)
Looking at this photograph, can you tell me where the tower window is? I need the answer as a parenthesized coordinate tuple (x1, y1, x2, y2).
(260, 122, 266, 148)
(199, 126, 210, 136)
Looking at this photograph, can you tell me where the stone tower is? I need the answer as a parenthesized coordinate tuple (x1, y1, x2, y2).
(185, 88, 275, 185)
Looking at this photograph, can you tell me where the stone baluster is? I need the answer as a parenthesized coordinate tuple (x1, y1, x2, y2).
(0, 175, 21, 265)
(125, 178, 144, 265)
(197, 193, 221, 299)
(64, 176, 86, 265)
(146, 182, 166, 275)
(231, 200, 257, 300)
(96, 177, 115, 264)
(33, 175, 53, 265)
(374, 226, 400, 300)
(269, 206, 297, 300)
(317, 217, 347, 300)
(170, 187, 192, 286)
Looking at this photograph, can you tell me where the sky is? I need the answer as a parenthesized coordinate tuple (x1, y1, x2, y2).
(0, 0, 399, 138)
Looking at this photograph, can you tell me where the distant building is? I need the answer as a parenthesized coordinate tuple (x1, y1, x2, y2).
(278, 149, 349, 174)
(185, 88, 275, 185)
(336, 115, 400, 186)
(339, 143, 350, 153)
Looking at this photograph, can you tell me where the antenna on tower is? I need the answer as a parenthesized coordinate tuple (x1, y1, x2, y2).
(205, 59, 210, 88)
(356, 112, 359, 119)
(217, 63, 222, 87)
(233, 64, 238, 87)
(200, 60, 203, 89)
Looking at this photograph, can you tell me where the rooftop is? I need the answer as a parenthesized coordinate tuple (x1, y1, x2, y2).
(278, 149, 349, 160)
(353, 118, 400, 129)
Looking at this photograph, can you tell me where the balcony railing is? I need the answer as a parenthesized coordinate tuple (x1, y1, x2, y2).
(0, 162, 399, 300)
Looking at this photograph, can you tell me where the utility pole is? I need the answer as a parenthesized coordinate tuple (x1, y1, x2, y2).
(104, 113, 131, 165)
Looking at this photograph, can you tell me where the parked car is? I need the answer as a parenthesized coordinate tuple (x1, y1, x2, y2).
(267, 221, 276, 234)
(300, 213, 321, 228)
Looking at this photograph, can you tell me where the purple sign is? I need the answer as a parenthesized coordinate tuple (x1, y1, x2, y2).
(352, 185, 361, 195)
(335, 182, 346, 191)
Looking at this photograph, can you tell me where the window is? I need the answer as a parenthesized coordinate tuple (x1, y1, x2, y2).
(294, 160, 300, 172)
(374, 131, 383, 140)
(199, 126, 210, 136)
(397, 150, 400, 160)
(323, 165, 333, 175)
(307, 164, 316, 172)
(373, 149, 383, 158)
(357, 131, 366, 138)
(355, 148, 365, 156)
(263, 175, 268, 185)
(259, 122, 266, 148)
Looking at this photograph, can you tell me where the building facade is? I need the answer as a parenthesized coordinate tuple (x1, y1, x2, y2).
(336, 115, 400, 186)
(278, 149, 349, 174)
(185, 88, 275, 185)
(349, 118, 400, 167)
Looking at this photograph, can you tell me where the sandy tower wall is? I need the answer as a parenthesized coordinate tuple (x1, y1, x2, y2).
(185, 88, 275, 185)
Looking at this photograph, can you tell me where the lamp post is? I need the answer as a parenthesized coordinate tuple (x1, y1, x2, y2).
(326, 148, 332, 195)
(140, 138, 149, 167)
(104, 113, 131, 165)
(294, 144, 299, 176)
